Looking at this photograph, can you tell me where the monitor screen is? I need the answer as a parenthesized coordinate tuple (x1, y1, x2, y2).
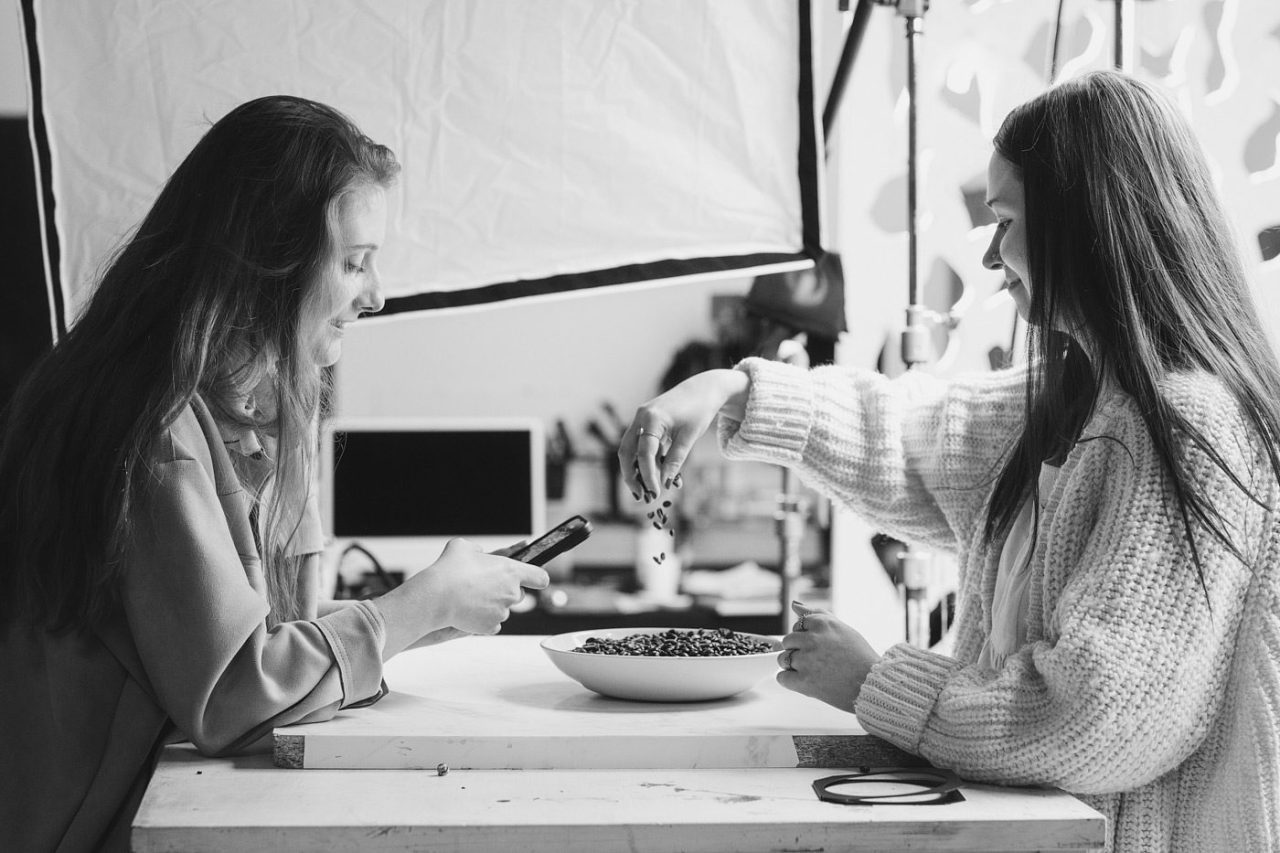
(321, 418, 545, 573)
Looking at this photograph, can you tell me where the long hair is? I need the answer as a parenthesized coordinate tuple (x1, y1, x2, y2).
(0, 95, 399, 632)
(983, 71, 1280, 588)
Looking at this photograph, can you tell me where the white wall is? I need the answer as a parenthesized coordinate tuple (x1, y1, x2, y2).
(335, 276, 752, 448)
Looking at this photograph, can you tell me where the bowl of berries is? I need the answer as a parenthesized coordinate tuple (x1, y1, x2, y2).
(540, 627, 782, 702)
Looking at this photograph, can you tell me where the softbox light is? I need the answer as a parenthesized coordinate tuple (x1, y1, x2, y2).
(21, 0, 823, 331)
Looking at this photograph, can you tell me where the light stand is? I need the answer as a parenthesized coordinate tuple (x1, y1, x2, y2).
(761, 1, 880, 633)
(1111, 0, 1136, 71)
(877, 0, 936, 649)
(799, 0, 936, 643)
(775, 346, 810, 630)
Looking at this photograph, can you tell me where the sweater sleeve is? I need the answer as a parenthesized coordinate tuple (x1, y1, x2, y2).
(121, 453, 387, 756)
(718, 358, 1028, 551)
(855, 391, 1263, 794)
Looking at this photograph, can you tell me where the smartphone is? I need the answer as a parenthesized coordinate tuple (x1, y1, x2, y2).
(508, 515, 593, 567)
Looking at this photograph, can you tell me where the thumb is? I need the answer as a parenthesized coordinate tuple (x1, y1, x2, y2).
(443, 537, 481, 556)
(791, 600, 818, 616)
(518, 563, 551, 590)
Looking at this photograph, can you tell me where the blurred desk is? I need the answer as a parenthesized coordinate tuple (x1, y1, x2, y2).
(500, 515, 828, 636)
(564, 518, 826, 572)
(503, 598, 783, 636)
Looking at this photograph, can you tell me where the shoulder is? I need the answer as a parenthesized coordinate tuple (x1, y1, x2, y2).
(1093, 370, 1245, 432)
(1157, 371, 1246, 430)
(150, 396, 229, 482)
(1088, 370, 1265, 480)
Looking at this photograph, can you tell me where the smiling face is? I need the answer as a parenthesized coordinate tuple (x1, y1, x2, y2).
(301, 183, 388, 367)
(983, 152, 1031, 323)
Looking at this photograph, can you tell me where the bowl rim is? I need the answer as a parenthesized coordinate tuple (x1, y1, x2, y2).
(539, 626, 782, 660)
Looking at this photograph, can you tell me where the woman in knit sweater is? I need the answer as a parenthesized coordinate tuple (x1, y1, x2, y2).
(622, 71, 1280, 852)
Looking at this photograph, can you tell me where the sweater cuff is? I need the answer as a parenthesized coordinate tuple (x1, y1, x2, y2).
(718, 357, 814, 463)
(313, 599, 387, 708)
(855, 643, 962, 753)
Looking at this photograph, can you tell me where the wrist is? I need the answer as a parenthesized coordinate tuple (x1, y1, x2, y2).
(716, 368, 750, 421)
(371, 582, 449, 661)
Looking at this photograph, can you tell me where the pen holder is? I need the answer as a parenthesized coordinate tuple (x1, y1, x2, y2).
(546, 458, 567, 501)
(603, 451, 623, 519)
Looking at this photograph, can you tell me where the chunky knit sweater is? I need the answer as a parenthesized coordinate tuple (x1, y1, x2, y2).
(719, 358, 1280, 853)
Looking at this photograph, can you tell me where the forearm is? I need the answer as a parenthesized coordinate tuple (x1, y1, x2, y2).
(719, 359, 986, 548)
(317, 598, 360, 617)
(192, 620, 349, 754)
(729, 359, 1032, 549)
(857, 484, 1256, 790)
(369, 585, 451, 661)
(712, 367, 749, 422)
(137, 605, 388, 756)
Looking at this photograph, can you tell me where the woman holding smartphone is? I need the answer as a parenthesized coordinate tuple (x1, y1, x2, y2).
(0, 96, 549, 852)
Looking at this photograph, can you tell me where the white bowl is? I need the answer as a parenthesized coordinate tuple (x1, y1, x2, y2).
(540, 627, 782, 702)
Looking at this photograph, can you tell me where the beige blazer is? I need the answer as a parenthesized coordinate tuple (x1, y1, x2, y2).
(0, 396, 386, 852)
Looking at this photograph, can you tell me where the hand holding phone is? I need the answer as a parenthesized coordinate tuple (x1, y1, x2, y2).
(508, 515, 593, 567)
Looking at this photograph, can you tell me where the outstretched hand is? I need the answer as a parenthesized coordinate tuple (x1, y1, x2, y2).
(777, 601, 881, 713)
(420, 538, 550, 635)
(376, 538, 551, 660)
(618, 368, 750, 500)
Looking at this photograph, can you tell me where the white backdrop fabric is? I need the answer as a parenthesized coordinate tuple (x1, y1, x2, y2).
(24, 0, 821, 323)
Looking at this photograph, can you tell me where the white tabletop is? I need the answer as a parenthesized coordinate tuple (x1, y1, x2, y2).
(132, 635, 1107, 852)
(134, 745, 1106, 852)
(273, 634, 918, 770)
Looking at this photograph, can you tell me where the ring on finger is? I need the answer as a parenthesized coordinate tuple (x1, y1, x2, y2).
(637, 427, 666, 441)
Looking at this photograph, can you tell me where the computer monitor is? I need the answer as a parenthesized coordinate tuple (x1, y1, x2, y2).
(320, 417, 546, 577)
